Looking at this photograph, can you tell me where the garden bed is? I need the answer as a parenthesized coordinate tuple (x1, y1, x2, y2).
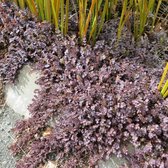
(0, 2, 168, 168)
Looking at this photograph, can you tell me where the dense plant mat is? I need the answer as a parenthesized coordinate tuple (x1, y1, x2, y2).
(0, 2, 168, 168)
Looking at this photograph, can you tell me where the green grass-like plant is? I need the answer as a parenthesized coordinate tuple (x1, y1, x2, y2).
(158, 62, 168, 99)
(118, 0, 163, 40)
(78, 0, 117, 43)
(0, 0, 165, 43)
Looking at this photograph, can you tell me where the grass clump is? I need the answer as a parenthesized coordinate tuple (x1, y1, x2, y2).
(0, 0, 166, 43)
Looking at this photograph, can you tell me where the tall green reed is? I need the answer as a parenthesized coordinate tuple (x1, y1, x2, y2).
(0, 0, 164, 43)
(118, 0, 163, 40)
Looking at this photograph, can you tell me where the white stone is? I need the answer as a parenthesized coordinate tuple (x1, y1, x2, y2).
(5, 65, 40, 118)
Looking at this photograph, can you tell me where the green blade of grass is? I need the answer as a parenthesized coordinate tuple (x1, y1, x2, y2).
(139, 0, 147, 35)
(64, 0, 69, 34)
(84, 0, 97, 37)
(105, 0, 109, 19)
(152, 0, 162, 31)
(56, 0, 61, 29)
(36, 0, 45, 20)
(98, 0, 108, 36)
(18, 0, 25, 9)
(78, 0, 83, 38)
(148, 0, 155, 12)
(161, 80, 168, 95)
(89, 0, 99, 41)
(60, 0, 64, 33)
(26, 0, 38, 16)
(163, 89, 168, 98)
(158, 62, 168, 91)
(118, 0, 129, 39)
(51, 0, 58, 28)
(79, 0, 87, 39)
(44, 0, 52, 22)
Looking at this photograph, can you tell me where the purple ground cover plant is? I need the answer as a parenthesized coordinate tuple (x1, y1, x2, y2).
(0, 2, 168, 168)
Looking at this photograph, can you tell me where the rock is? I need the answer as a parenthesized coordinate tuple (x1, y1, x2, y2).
(5, 65, 40, 118)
